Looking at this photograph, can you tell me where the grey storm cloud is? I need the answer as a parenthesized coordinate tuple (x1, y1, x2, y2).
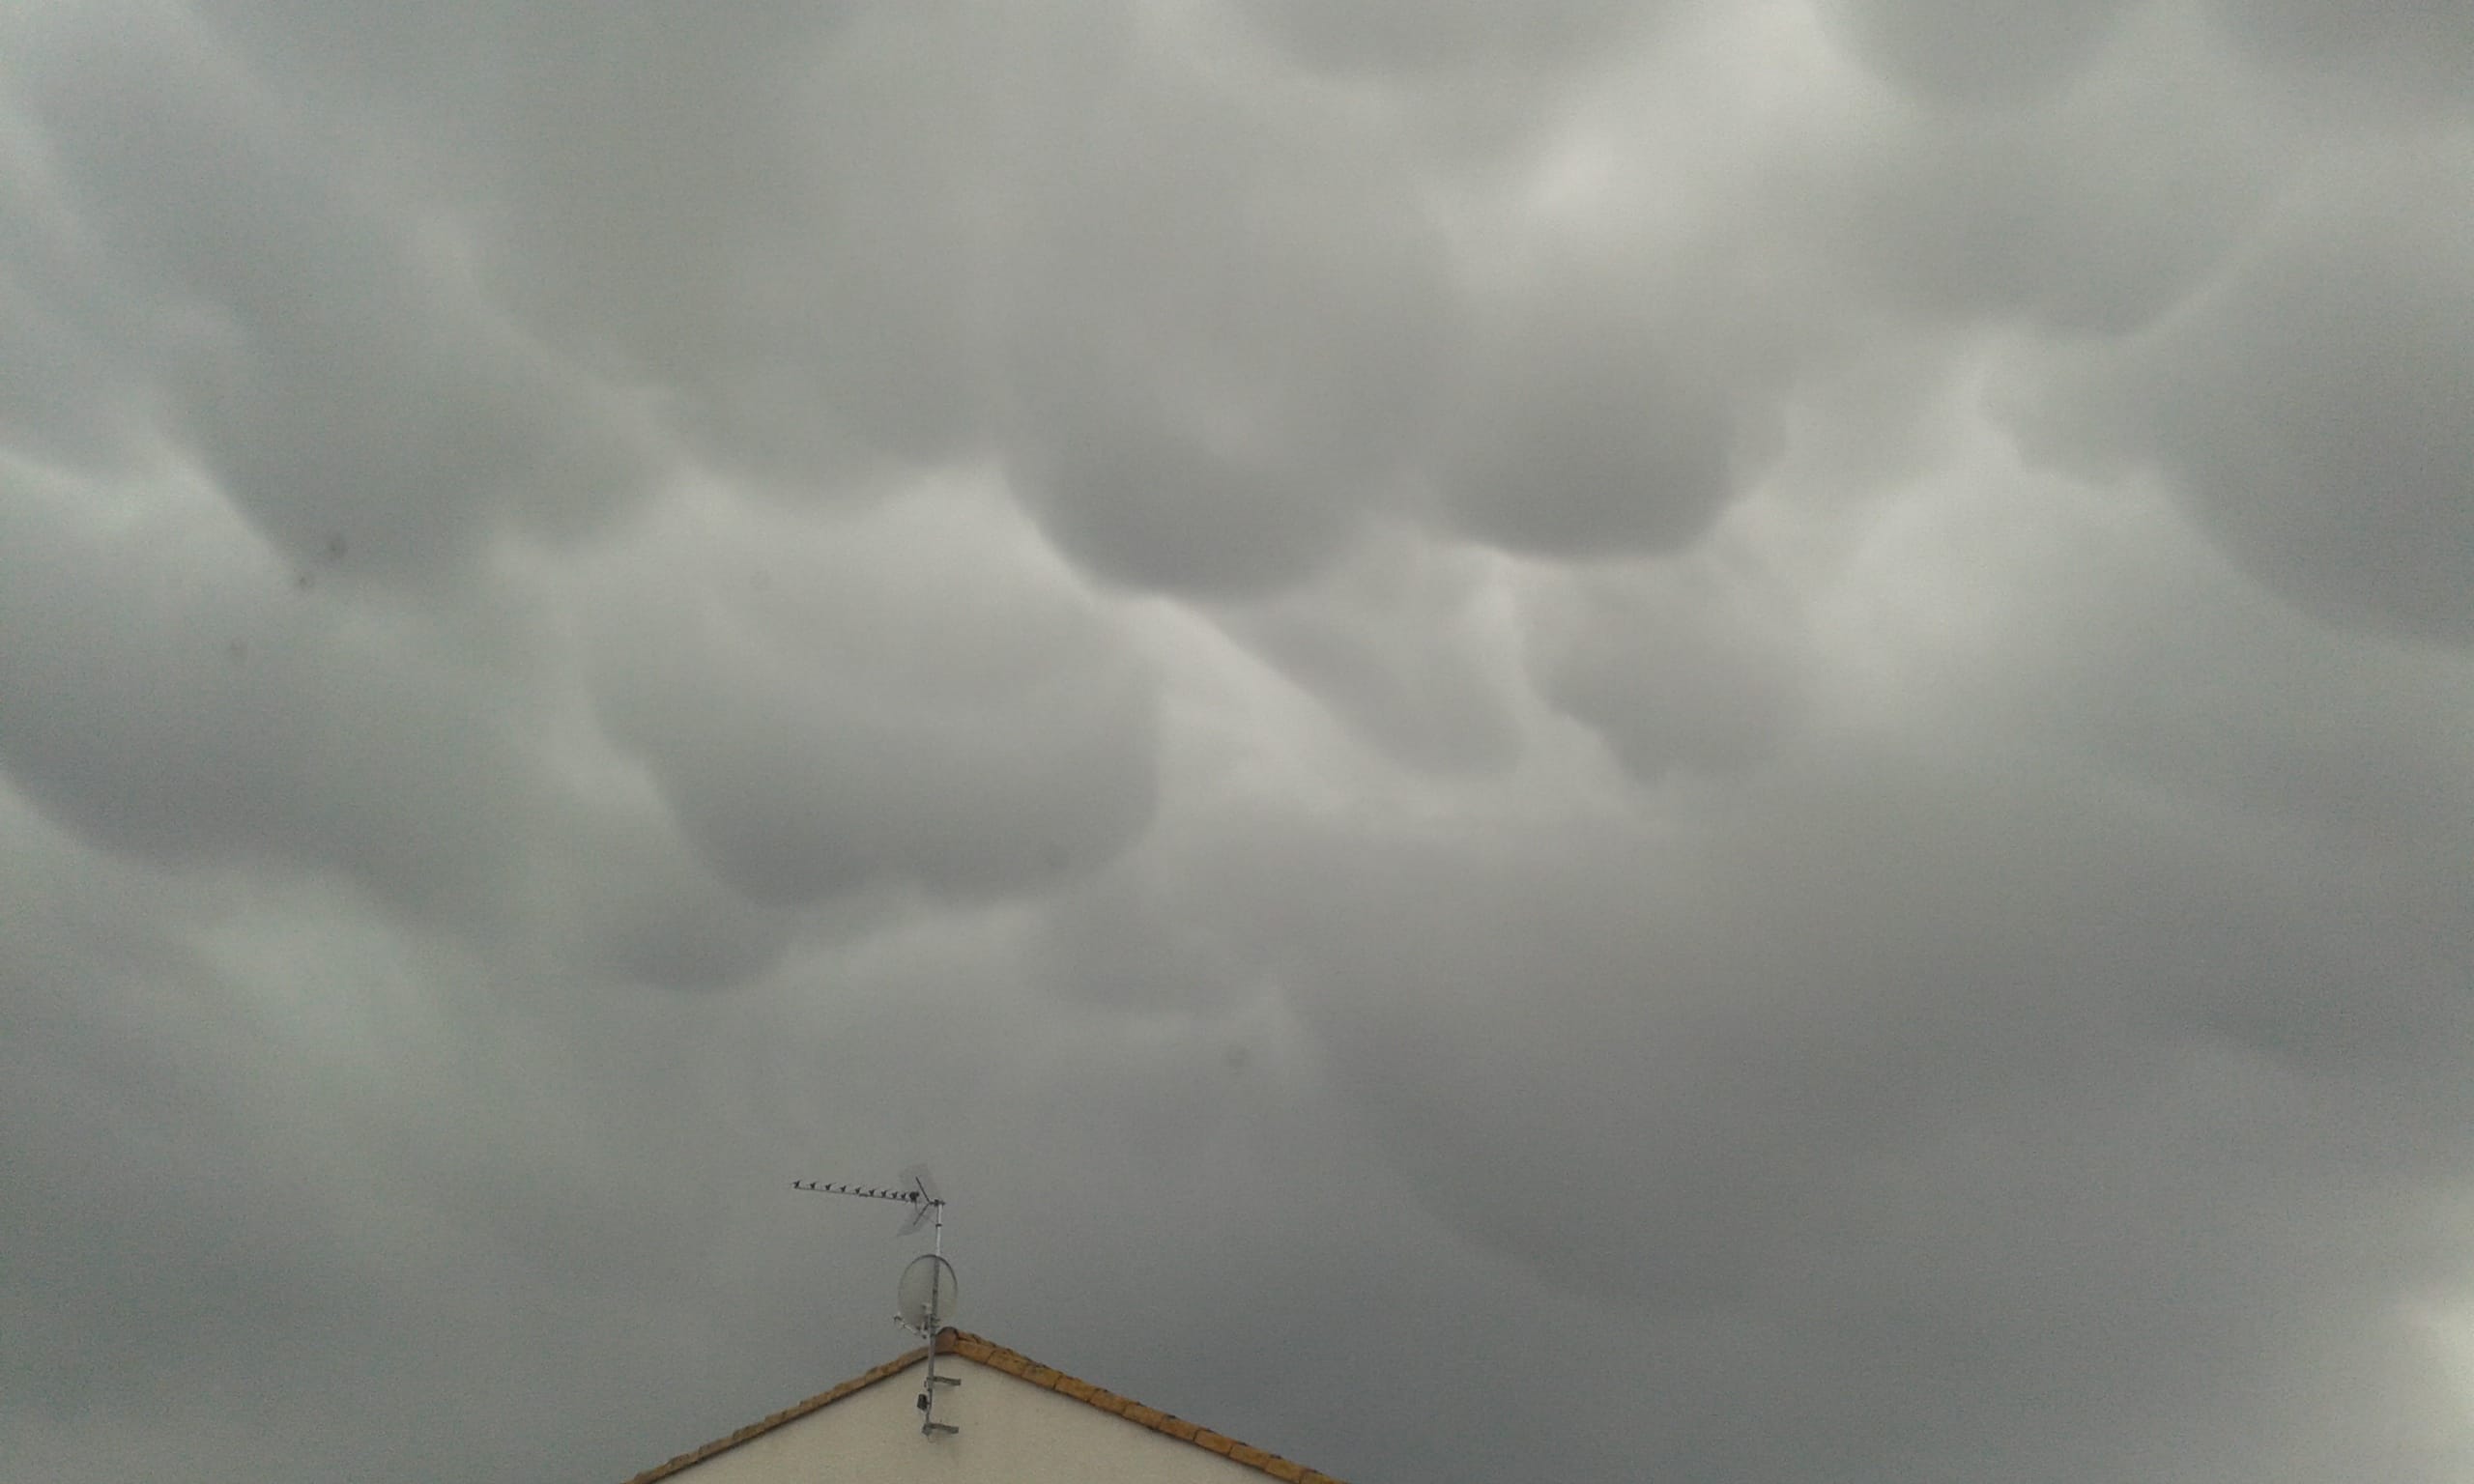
(4, 1, 2472, 1482)
(2029, 133, 2474, 642)
(576, 480, 1160, 906)
(1815, 0, 2143, 105)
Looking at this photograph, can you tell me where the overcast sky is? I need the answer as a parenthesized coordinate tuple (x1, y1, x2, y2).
(4, 2, 2471, 1480)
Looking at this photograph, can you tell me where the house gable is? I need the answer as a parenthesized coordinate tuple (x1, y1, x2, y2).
(623, 1329, 1345, 1484)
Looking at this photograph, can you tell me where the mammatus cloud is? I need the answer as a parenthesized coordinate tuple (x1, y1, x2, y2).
(1237, 0, 1660, 75)
(3, 1, 2471, 1482)
(2029, 134, 2474, 642)
(578, 478, 1161, 907)
(12, 7, 659, 577)
(2205, 0, 2474, 110)
(1523, 550, 1810, 781)
(1816, 0, 2143, 105)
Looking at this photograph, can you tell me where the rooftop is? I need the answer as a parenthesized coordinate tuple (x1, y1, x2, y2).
(622, 1327, 1348, 1484)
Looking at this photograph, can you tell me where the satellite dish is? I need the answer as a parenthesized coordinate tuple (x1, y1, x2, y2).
(897, 1253, 959, 1334)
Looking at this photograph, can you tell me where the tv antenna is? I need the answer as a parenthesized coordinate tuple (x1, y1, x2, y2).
(791, 1164, 960, 1437)
(791, 1164, 947, 1254)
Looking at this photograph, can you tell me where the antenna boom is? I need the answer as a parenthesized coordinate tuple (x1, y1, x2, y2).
(791, 1180, 924, 1205)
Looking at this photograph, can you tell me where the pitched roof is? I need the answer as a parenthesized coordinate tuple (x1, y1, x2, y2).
(621, 1327, 1348, 1484)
